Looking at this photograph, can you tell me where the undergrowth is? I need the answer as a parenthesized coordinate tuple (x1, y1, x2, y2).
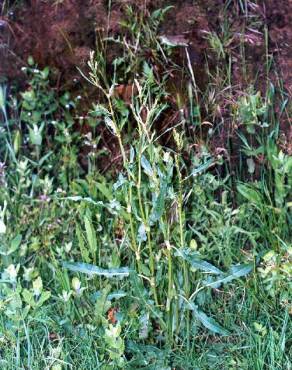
(0, 3, 291, 370)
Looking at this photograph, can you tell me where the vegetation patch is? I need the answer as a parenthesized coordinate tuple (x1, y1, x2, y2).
(0, 1, 291, 369)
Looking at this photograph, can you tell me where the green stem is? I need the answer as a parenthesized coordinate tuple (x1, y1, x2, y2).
(176, 154, 190, 349)
(137, 151, 159, 305)
(166, 229, 174, 345)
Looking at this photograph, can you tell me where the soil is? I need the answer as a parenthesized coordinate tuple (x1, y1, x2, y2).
(1, 1, 291, 93)
(0, 0, 291, 160)
(265, 0, 292, 96)
(0, 1, 272, 85)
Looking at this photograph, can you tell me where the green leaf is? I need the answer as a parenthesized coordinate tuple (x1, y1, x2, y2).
(63, 262, 131, 278)
(11, 234, 22, 250)
(84, 216, 97, 259)
(63, 196, 103, 207)
(192, 306, 230, 336)
(141, 155, 154, 177)
(143, 62, 154, 83)
(22, 289, 34, 306)
(91, 290, 127, 302)
(205, 263, 254, 288)
(76, 224, 90, 263)
(150, 180, 168, 224)
(189, 158, 215, 177)
(28, 124, 43, 146)
(247, 158, 255, 174)
(137, 223, 147, 243)
(237, 184, 262, 204)
(175, 249, 223, 275)
(96, 181, 113, 201)
(37, 291, 51, 307)
(189, 258, 223, 274)
(0, 234, 22, 256)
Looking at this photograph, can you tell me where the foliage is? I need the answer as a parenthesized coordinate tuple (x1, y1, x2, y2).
(0, 4, 291, 370)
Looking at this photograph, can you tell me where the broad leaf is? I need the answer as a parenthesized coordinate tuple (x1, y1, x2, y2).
(237, 184, 262, 204)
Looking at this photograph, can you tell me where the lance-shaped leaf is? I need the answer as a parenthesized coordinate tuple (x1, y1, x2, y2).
(190, 158, 215, 177)
(84, 216, 97, 258)
(186, 301, 230, 335)
(150, 180, 168, 224)
(204, 263, 254, 288)
(141, 155, 154, 177)
(192, 305, 230, 336)
(91, 290, 127, 302)
(63, 262, 131, 278)
(175, 248, 223, 275)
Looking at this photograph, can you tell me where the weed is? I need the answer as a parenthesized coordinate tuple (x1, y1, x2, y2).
(0, 3, 291, 369)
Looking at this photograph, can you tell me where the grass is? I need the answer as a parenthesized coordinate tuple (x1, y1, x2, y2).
(0, 2, 291, 369)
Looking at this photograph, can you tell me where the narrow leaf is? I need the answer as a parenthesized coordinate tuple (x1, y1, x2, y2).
(63, 261, 131, 278)
(84, 216, 97, 257)
(141, 155, 154, 177)
(76, 224, 90, 263)
(193, 306, 230, 336)
(205, 263, 254, 288)
(91, 290, 127, 301)
(150, 180, 168, 224)
(190, 158, 214, 177)
(175, 249, 223, 275)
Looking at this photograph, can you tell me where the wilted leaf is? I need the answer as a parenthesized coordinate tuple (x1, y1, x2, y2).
(159, 35, 189, 47)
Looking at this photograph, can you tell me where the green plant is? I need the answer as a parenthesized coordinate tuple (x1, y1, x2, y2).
(0, 3, 291, 368)
(236, 91, 268, 134)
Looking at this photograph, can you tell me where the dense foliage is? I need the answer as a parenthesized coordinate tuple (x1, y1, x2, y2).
(0, 4, 291, 370)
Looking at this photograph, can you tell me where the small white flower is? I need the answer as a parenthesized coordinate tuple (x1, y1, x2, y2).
(64, 242, 72, 253)
(72, 277, 81, 292)
(23, 267, 35, 281)
(5, 264, 19, 281)
(32, 276, 43, 296)
(0, 219, 6, 234)
(163, 151, 171, 163)
(61, 290, 72, 302)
